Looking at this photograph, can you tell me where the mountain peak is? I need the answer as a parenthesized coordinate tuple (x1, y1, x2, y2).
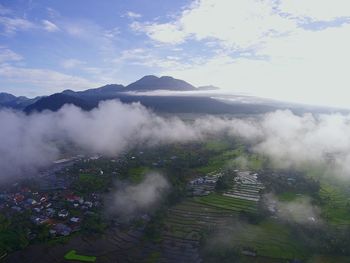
(140, 75, 159, 80)
(126, 75, 196, 91)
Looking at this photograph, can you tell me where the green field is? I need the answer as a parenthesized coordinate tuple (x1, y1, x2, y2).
(64, 250, 96, 262)
(163, 195, 307, 260)
(194, 193, 257, 213)
(204, 139, 231, 152)
(319, 182, 350, 225)
(127, 166, 151, 183)
(277, 191, 300, 201)
(195, 147, 245, 174)
(227, 220, 306, 259)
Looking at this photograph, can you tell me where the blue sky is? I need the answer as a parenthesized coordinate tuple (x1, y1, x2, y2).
(1, 0, 350, 108)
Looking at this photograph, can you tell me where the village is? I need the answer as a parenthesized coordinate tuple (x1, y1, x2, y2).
(2, 140, 349, 263)
(0, 156, 104, 239)
(0, 182, 101, 238)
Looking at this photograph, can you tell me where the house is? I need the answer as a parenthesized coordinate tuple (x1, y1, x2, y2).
(14, 194, 25, 203)
(65, 194, 83, 203)
(26, 198, 37, 205)
(40, 196, 48, 202)
(33, 216, 49, 225)
(70, 217, 80, 223)
(58, 209, 69, 218)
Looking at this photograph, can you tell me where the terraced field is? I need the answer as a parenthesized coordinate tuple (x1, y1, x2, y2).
(319, 183, 350, 226)
(160, 199, 239, 262)
(194, 193, 257, 213)
(224, 171, 264, 201)
(161, 196, 307, 262)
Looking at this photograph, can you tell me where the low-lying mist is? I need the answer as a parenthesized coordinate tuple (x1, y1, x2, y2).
(1, 99, 350, 180)
(263, 193, 322, 225)
(106, 172, 169, 220)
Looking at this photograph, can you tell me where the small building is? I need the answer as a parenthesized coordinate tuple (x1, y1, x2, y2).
(70, 217, 80, 223)
(26, 198, 37, 205)
(58, 209, 69, 218)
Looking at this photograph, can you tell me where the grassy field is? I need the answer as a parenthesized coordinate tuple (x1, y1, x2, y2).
(127, 166, 151, 183)
(204, 139, 231, 153)
(195, 147, 245, 174)
(64, 250, 96, 262)
(227, 220, 307, 259)
(277, 191, 300, 201)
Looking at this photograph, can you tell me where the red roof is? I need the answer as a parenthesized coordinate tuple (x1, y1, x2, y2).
(14, 194, 25, 202)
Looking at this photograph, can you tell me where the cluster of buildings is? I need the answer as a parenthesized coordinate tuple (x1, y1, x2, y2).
(188, 172, 222, 196)
(0, 184, 100, 238)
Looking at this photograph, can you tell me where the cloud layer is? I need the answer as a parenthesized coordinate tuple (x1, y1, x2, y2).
(1, 99, 350, 181)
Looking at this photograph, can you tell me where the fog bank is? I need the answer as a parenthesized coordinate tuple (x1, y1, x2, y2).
(1, 99, 350, 180)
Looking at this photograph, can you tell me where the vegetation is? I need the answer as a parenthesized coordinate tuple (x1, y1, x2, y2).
(194, 194, 257, 213)
(64, 250, 96, 262)
(2, 138, 350, 262)
(215, 170, 236, 191)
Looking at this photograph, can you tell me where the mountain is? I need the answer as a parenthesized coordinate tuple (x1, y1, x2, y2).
(23, 91, 281, 115)
(197, 85, 220, 91)
(62, 84, 124, 97)
(0, 92, 41, 109)
(3, 75, 342, 115)
(125, 75, 196, 91)
(24, 93, 96, 113)
(0, 92, 17, 104)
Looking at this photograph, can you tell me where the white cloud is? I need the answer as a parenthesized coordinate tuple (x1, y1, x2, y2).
(134, 0, 350, 47)
(0, 66, 99, 94)
(0, 16, 35, 35)
(131, 0, 297, 48)
(125, 11, 142, 19)
(162, 22, 350, 108)
(279, 0, 350, 21)
(0, 8, 59, 35)
(131, 21, 187, 44)
(129, 0, 350, 108)
(0, 46, 22, 63)
(42, 19, 59, 32)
